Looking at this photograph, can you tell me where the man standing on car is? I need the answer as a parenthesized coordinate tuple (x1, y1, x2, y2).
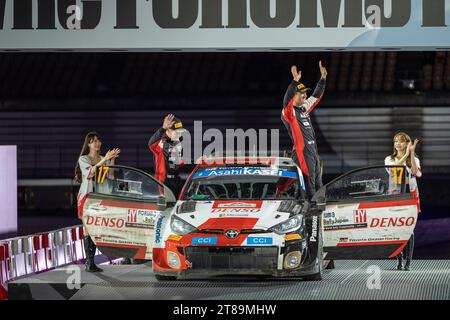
(148, 114, 187, 198)
(281, 61, 327, 199)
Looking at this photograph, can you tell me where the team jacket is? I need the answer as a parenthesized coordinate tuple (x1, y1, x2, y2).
(148, 127, 184, 183)
(281, 78, 326, 177)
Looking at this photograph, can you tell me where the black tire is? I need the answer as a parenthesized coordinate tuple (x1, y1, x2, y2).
(303, 270, 322, 281)
(154, 274, 177, 281)
(325, 259, 335, 270)
(304, 221, 323, 281)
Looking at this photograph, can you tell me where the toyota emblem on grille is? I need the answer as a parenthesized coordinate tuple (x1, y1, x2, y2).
(224, 229, 239, 239)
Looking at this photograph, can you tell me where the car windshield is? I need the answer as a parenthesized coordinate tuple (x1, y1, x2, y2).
(182, 165, 304, 200)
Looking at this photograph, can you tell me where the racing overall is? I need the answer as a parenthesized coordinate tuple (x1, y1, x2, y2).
(281, 78, 326, 199)
(148, 127, 185, 198)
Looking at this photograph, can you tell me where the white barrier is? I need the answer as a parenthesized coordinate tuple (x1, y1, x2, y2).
(0, 225, 95, 300)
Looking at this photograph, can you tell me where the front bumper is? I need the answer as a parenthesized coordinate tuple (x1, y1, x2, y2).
(153, 237, 320, 278)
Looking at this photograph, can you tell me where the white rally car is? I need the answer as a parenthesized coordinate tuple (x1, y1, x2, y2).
(82, 157, 418, 281)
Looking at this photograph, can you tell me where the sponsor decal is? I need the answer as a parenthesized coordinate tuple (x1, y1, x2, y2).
(323, 210, 368, 231)
(192, 237, 218, 245)
(339, 237, 349, 243)
(323, 212, 335, 219)
(86, 216, 125, 229)
(354, 209, 367, 224)
(127, 209, 138, 223)
(218, 213, 250, 218)
(215, 202, 258, 208)
(247, 237, 273, 245)
(193, 167, 297, 179)
(370, 217, 415, 228)
(309, 216, 318, 242)
(154, 216, 164, 244)
(126, 209, 158, 228)
(212, 201, 262, 214)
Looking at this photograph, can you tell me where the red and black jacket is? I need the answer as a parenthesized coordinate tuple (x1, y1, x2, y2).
(148, 128, 184, 183)
(281, 78, 326, 177)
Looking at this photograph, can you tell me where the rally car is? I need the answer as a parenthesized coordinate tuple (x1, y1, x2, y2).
(82, 157, 418, 281)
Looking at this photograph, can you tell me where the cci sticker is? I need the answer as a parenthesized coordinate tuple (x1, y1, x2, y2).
(246, 237, 273, 245)
(192, 237, 218, 245)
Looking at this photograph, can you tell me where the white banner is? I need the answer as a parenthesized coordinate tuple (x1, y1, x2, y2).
(0, 0, 450, 51)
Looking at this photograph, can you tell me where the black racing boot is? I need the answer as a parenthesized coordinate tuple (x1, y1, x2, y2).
(396, 254, 403, 270)
(404, 257, 411, 271)
(84, 236, 103, 272)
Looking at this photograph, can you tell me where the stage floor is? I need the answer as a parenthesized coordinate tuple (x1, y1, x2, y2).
(8, 260, 450, 300)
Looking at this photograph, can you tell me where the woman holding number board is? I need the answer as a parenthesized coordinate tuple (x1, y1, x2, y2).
(74, 132, 120, 272)
(384, 132, 422, 271)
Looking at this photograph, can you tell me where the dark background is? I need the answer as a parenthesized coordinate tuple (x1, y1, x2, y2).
(1, 51, 449, 257)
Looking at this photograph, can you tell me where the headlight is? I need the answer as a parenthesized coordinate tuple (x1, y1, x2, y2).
(170, 216, 197, 235)
(270, 215, 303, 234)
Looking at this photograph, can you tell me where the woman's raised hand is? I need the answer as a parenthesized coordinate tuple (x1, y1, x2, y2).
(409, 139, 419, 153)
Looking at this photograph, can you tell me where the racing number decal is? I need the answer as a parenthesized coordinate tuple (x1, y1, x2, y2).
(392, 167, 404, 185)
(97, 166, 109, 184)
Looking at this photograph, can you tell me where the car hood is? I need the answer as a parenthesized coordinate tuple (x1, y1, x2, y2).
(174, 200, 295, 231)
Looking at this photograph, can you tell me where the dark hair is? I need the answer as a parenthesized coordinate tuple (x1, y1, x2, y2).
(74, 132, 102, 183)
(390, 132, 417, 168)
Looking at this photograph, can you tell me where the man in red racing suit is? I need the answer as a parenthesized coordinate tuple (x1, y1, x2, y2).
(281, 61, 327, 199)
(148, 114, 186, 198)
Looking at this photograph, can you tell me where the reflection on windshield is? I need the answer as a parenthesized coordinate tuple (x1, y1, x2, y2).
(183, 176, 302, 200)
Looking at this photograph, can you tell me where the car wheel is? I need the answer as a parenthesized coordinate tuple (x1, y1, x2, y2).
(304, 225, 323, 281)
(303, 270, 322, 281)
(325, 259, 335, 269)
(154, 274, 177, 281)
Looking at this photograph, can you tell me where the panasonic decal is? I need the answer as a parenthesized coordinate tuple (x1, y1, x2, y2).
(310, 216, 318, 242)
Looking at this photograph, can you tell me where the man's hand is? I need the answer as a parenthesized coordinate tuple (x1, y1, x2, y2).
(291, 65, 302, 82)
(163, 114, 175, 130)
(319, 60, 327, 79)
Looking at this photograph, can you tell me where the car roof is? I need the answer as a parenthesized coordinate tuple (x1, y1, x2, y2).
(197, 156, 296, 167)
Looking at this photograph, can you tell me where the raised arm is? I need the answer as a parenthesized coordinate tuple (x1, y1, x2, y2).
(282, 66, 302, 119)
(303, 61, 327, 113)
(148, 114, 175, 151)
(409, 139, 422, 177)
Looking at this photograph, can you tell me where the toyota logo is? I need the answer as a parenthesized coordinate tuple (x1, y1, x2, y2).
(224, 229, 239, 239)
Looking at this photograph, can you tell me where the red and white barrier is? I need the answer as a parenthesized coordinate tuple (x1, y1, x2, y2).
(0, 243, 10, 300)
(0, 225, 93, 300)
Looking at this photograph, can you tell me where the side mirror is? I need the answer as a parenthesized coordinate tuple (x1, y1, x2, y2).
(157, 196, 167, 210)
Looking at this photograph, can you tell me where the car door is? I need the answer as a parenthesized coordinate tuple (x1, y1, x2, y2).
(313, 165, 419, 259)
(82, 165, 176, 260)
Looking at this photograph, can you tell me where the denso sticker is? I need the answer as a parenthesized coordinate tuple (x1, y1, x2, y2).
(370, 217, 415, 228)
(246, 237, 273, 245)
(192, 237, 218, 245)
(86, 216, 125, 229)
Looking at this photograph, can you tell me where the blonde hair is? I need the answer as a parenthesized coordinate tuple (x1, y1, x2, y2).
(390, 132, 417, 167)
